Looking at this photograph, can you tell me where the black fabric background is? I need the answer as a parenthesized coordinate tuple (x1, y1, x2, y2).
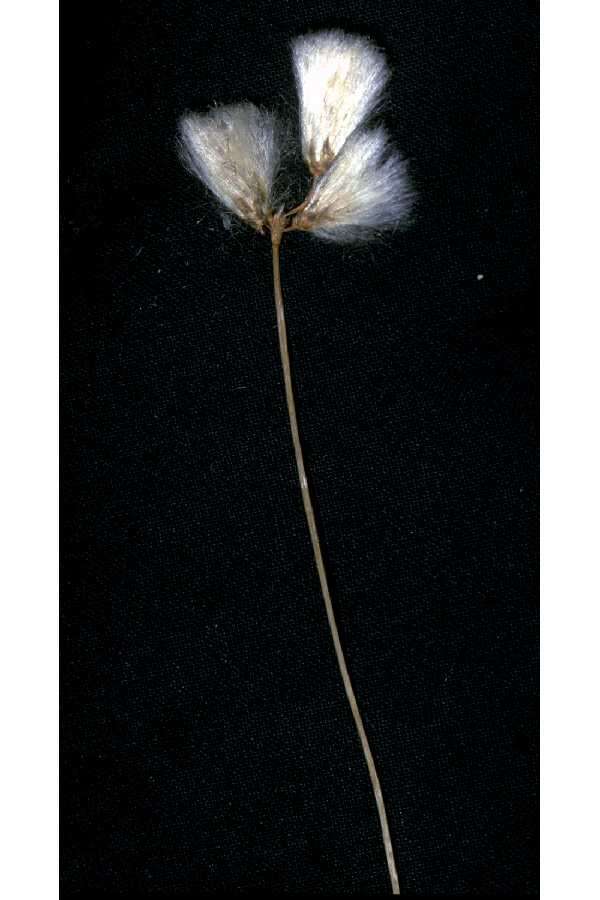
(61, 1, 539, 895)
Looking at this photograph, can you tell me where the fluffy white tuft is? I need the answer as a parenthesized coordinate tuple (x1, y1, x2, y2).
(296, 127, 414, 241)
(292, 30, 389, 175)
(179, 103, 280, 229)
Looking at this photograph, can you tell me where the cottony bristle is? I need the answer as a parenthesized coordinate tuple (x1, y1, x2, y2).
(179, 103, 280, 229)
(295, 127, 414, 242)
(292, 30, 389, 176)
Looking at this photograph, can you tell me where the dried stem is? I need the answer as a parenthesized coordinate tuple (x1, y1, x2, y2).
(282, 176, 319, 224)
(270, 215, 400, 894)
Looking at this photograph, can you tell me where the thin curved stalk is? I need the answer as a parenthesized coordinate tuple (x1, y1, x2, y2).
(270, 218, 400, 894)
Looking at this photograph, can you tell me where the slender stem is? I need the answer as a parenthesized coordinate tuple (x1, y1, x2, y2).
(282, 176, 319, 223)
(270, 220, 400, 895)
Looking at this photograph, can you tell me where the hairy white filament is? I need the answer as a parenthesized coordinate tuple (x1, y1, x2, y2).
(292, 30, 390, 175)
(179, 103, 280, 229)
(297, 127, 414, 241)
(178, 34, 413, 896)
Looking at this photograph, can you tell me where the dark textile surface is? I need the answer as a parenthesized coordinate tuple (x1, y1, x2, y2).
(61, 0, 539, 894)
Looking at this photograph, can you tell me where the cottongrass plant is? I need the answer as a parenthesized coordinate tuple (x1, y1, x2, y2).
(179, 29, 414, 895)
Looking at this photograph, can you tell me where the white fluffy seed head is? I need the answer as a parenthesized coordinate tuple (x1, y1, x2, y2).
(295, 127, 414, 242)
(179, 103, 280, 229)
(292, 30, 390, 176)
